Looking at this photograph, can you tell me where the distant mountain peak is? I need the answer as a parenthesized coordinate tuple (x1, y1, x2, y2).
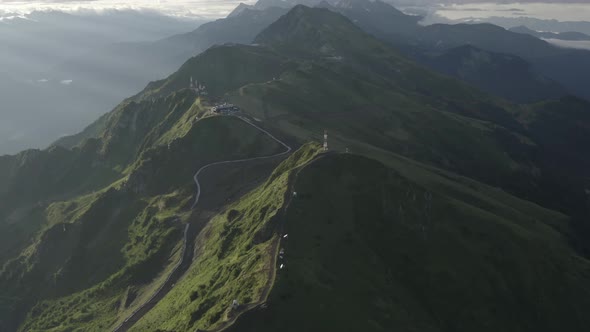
(227, 3, 253, 18)
(254, 5, 363, 55)
(316, 0, 421, 39)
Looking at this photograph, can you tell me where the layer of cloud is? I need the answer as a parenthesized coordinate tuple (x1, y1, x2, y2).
(545, 38, 590, 50)
(0, 0, 257, 20)
(1, 1, 589, 21)
(419, 2, 590, 22)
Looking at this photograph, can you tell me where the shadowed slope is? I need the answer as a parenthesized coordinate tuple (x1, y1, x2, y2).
(227, 153, 590, 332)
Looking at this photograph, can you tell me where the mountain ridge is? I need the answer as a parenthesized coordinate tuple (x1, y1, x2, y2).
(2, 3, 590, 332)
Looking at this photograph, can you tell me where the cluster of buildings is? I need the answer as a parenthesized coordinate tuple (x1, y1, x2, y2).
(211, 103, 240, 114)
(189, 76, 208, 96)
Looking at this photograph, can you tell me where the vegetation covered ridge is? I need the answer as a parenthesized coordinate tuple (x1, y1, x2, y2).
(128, 143, 321, 332)
(1, 94, 285, 331)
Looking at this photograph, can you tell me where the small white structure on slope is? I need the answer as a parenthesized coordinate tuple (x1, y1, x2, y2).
(190, 76, 208, 96)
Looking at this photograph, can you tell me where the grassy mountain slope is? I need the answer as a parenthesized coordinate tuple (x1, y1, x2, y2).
(227, 153, 590, 332)
(116, 140, 590, 332)
(0, 144, 119, 269)
(128, 143, 320, 332)
(84, 8, 590, 330)
(2, 9, 298, 322)
(0, 88, 283, 331)
(224, 6, 590, 225)
(3, 3, 590, 332)
(0, 90, 202, 269)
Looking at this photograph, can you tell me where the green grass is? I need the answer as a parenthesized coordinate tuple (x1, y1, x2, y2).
(1, 95, 286, 331)
(152, 97, 207, 147)
(129, 143, 321, 332)
(17, 190, 188, 332)
(123, 115, 285, 197)
(96, 90, 201, 168)
(45, 192, 102, 230)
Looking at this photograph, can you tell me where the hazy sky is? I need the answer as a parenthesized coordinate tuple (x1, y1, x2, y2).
(0, 1, 588, 21)
(0, 0, 257, 19)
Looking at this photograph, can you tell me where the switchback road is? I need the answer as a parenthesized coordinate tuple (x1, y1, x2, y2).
(113, 114, 292, 332)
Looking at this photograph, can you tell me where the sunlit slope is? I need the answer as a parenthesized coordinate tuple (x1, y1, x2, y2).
(128, 143, 320, 332)
(1, 92, 283, 331)
(227, 153, 590, 332)
(0, 91, 200, 272)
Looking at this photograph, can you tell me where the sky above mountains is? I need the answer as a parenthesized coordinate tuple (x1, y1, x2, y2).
(0, 0, 256, 20)
(0, 1, 588, 21)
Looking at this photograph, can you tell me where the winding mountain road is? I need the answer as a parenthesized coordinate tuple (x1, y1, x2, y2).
(113, 114, 292, 332)
(191, 115, 292, 209)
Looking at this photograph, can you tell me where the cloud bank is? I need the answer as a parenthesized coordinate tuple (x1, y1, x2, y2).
(0, 0, 257, 20)
(1, 1, 588, 21)
(433, 2, 590, 22)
